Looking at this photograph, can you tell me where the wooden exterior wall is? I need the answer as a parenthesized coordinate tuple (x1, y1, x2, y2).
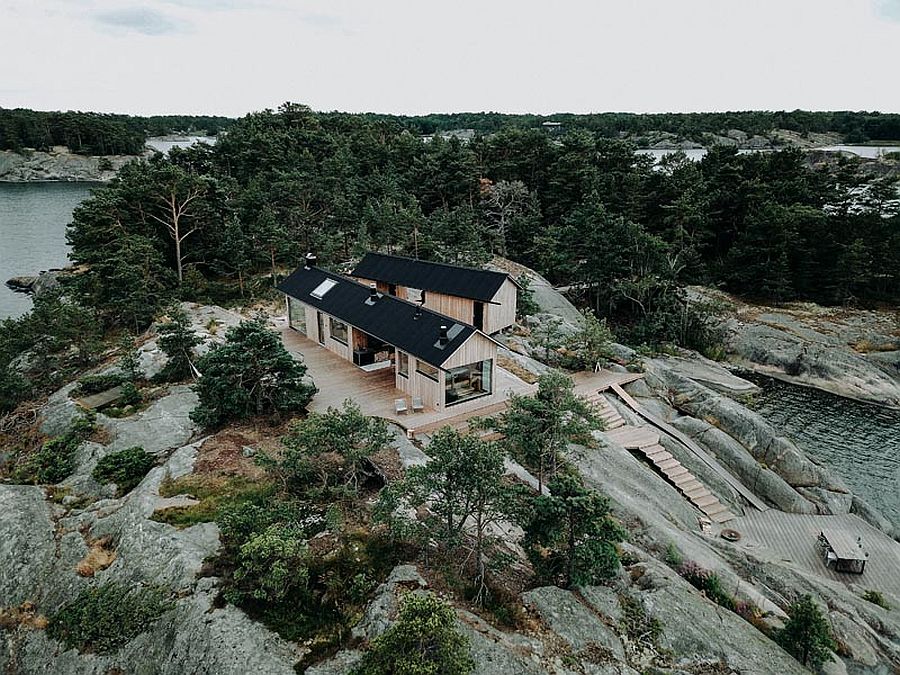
(351, 275, 517, 335)
(287, 295, 500, 412)
(483, 278, 518, 334)
(395, 352, 444, 410)
(300, 301, 352, 361)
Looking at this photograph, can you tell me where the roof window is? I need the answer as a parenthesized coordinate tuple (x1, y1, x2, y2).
(311, 279, 338, 299)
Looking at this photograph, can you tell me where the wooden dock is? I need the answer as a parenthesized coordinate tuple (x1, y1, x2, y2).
(731, 510, 900, 601)
(581, 390, 736, 524)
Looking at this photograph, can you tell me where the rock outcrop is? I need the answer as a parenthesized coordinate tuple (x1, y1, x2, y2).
(0, 148, 134, 182)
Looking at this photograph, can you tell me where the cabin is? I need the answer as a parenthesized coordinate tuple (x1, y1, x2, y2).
(351, 252, 519, 334)
(278, 256, 503, 412)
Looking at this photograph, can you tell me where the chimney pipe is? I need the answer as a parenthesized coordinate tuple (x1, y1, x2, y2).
(438, 324, 449, 347)
(304, 252, 317, 269)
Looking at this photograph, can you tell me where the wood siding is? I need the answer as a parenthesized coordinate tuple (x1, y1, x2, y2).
(352, 275, 516, 335)
(301, 302, 351, 360)
(484, 278, 517, 334)
(441, 332, 497, 369)
(395, 351, 444, 410)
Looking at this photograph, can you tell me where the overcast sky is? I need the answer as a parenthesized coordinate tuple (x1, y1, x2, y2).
(2, 0, 900, 117)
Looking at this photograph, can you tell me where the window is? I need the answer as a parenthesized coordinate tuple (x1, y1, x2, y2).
(416, 360, 439, 382)
(329, 317, 348, 344)
(445, 359, 492, 406)
(398, 351, 409, 378)
(288, 298, 307, 334)
(406, 287, 423, 303)
(311, 279, 338, 299)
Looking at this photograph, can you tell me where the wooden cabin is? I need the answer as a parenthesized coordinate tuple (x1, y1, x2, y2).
(278, 258, 502, 412)
(351, 252, 519, 334)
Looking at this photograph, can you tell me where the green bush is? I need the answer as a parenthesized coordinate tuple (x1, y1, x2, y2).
(224, 523, 311, 605)
(48, 583, 172, 654)
(776, 595, 837, 669)
(862, 589, 891, 610)
(351, 592, 473, 675)
(14, 413, 95, 484)
(75, 373, 123, 396)
(191, 319, 315, 428)
(92, 446, 155, 496)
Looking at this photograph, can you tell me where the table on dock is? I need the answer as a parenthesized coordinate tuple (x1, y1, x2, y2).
(820, 527, 869, 574)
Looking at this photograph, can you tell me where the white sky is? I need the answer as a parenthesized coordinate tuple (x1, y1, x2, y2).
(2, 0, 900, 117)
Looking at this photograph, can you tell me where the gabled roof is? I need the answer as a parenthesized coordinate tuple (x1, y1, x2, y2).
(278, 265, 485, 368)
(351, 252, 515, 303)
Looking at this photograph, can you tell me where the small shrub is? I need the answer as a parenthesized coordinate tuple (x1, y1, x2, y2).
(678, 560, 735, 610)
(862, 590, 891, 610)
(92, 446, 155, 496)
(48, 583, 172, 654)
(118, 381, 142, 408)
(776, 595, 837, 669)
(13, 413, 95, 484)
(663, 542, 683, 568)
(75, 373, 123, 396)
(152, 474, 276, 528)
(351, 592, 473, 675)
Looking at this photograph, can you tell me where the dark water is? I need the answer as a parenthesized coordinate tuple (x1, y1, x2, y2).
(745, 373, 900, 529)
(0, 182, 95, 319)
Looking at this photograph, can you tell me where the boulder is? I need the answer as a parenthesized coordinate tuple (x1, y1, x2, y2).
(522, 586, 626, 661)
(98, 385, 198, 456)
(632, 558, 807, 675)
(670, 416, 817, 514)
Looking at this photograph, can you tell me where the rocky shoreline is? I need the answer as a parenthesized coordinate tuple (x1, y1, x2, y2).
(0, 147, 136, 182)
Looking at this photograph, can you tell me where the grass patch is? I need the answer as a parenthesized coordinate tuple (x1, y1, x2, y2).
(48, 583, 172, 654)
(152, 473, 276, 528)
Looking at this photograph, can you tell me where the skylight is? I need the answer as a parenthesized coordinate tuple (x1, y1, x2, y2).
(310, 279, 338, 299)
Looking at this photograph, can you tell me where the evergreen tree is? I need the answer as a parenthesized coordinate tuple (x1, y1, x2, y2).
(776, 595, 837, 669)
(351, 592, 473, 675)
(191, 319, 316, 427)
(156, 305, 201, 382)
(523, 473, 626, 588)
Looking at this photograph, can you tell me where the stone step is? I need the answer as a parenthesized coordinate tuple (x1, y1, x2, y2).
(605, 419, 625, 430)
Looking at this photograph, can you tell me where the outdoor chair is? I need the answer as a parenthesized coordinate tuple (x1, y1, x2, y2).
(412, 396, 424, 412)
(395, 398, 408, 414)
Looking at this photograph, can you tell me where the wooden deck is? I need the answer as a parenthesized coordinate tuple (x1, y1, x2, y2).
(729, 510, 900, 602)
(281, 329, 534, 430)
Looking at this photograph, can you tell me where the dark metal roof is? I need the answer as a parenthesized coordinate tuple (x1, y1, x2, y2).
(277, 266, 478, 368)
(351, 252, 513, 303)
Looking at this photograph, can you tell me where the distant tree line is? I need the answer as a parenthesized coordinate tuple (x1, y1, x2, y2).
(0, 108, 233, 155)
(384, 110, 900, 143)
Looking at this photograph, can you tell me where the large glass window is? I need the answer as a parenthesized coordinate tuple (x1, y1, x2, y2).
(288, 298, 307, 334)
(398, 351, 409, 378)
(416, 360, 439, 382)
(445, 359, 492, 406)
(330, 317, 348, 344)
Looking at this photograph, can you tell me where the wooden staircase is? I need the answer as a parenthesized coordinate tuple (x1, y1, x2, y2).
(581, 392, 735, 524)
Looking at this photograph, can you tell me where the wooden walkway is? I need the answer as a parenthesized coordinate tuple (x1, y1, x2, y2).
(731, 510, 900, 602)
(609, 383, 769, 513)
(581, 390, 736, 524)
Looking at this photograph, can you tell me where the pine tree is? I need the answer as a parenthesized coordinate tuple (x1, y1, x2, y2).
(776, 595, 837, 669)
